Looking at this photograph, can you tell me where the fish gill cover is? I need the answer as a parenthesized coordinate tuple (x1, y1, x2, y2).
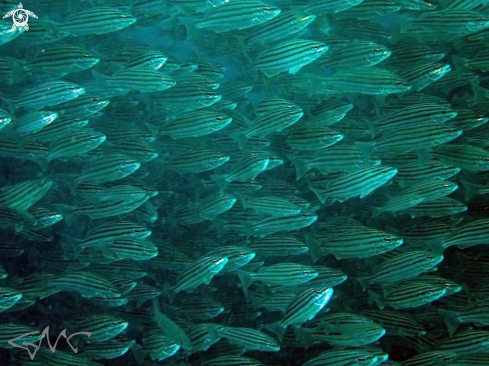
(0, 0, 488, 365)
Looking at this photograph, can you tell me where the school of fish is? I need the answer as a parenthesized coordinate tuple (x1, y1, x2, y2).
(0, 0, 489, 365)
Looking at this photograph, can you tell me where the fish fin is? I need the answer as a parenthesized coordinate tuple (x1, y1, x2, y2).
(356, 276, 370, 291)
(229, 131, 249, 150)
(60, 234, 82, 259)
(178, 16, 198, 40)
(371, 206, 383, 218)
(287, 154, 308, 180)
(294, 326, 314, 349)
(39, 19, 60, 38)
(309, 184, 327, 204)
(364, 119, 380, 138)
(5, 56, 27, 84)
(368, 290, 385, 310)
(305, 233, 324, 262)
(266, 322, 285, 342)
(237, 269, 254, 292)
(461, 180, 478, 201)
(452, 55, 469, 77)
(130, 342, 144, 365)
(144, 122, 160, 140)
(354, 141, 374, 162)
(211, 174, 229, 192)
(416, 148, 431, 166)
(437, 308, 460, 336)
(92, 70, 108, 88)
(289, 65, 303, 75)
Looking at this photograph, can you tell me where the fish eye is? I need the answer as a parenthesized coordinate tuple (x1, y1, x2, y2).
(486, 158, 489, 162)
(83, 55, 89, 59)
(289, 112, 294, 116)
(444, 184, 449, 188)
(135, 229, 141, 233)
(445, 129, 451, 133)
(313, 45, 319, 49)
(206, 92, 211, 96)
(384, 237, 391, 242)
(90, 136, 96, 140)
(396, 81, 402, 85)
(428, 256, 433, 259)
(374, 49, 380, 53)
(120, 15, 127, 18)
(217, 117, 223, 121)
(68, 86, 75, 89)
(263, 7, 270, 10)
(441, 110, 447, 114)
(358, 358, 365, 362)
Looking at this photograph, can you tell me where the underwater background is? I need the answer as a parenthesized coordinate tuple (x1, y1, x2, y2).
(0, 0, 489, 365)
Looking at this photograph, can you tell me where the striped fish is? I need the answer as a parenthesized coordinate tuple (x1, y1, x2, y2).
(320, 40, 391, 70)
(108, 238, 158, 261)
(14, 81, 85, 109)
(172, 254, 228, 294)
(207, 246, 255, 272)
(320, 67, 411, 94)
(335, 0, 400, 19)
(432, 144, 489, 171)
(80, 338, 134, 360)
(362, 310, 426, 336)
(401, 350, 457, 366)
(270, 287, 333, 341)
(159, 111, 232, 139)
(92, 69, 175, 93)
(369, 282, 446, 309)
(216, 326, 280, 352)
(306, 226, 403, 260)
(203, 356, 265, 366)
(58, 7, 137, 36)
(48, 271, 122, 298)
(247, 235, 308, 257)
(184, 1, 280, 34)
(286, 126, 343, 151)
(166, 150, 230, 174)
(360, 250, 444, 287)
(255, 39, 327, 77)
(303, 348, 378, 366)
(405, 197, 467, 218)
(46, 94, 109, 118)
(187, 323, 221, 352)
(142, 333, 180, 361)
(248, 11, 316, 45)
(311, 312, 386, 346)
(442, 219, 489, 248)
(251, 211, 318, 237)
(397, 63, 451, 91)
(368, 103, 457, 136)
(24, 45, 100, 75)
(0, 323, 44, 349)
(238, 263, 318, 290)
(437, 330, 489, 356)
(0, 178, 52, 212)
(310, 166, 398, 203)
(71, 315, 128, 342)
(46, 129, 106, 162)
(75, 154, 140, 184)
(63, 220, 151, 257)
(394, 161, 461, 185)
(0, 287, 22, 312)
